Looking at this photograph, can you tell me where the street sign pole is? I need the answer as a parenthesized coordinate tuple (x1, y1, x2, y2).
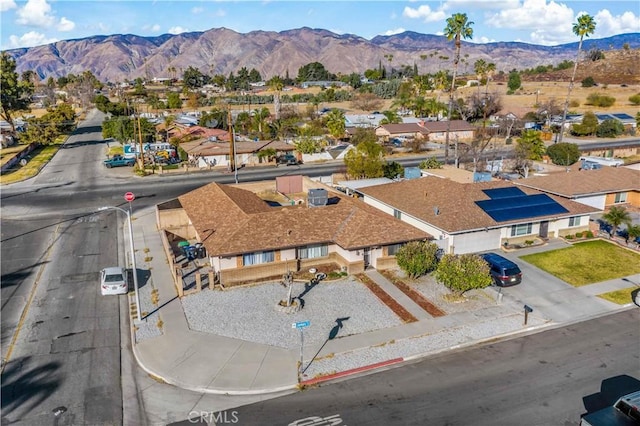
(292, 320, 310, 381)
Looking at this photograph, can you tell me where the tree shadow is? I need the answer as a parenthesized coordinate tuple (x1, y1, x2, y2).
(295, 273, 327, 309)
(581, 374, 640, 415)
(1, 356, 62, 420)
(302, 317, 350, 374)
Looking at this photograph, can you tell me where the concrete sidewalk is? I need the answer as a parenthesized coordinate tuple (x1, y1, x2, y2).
(123, 205, 638, 395)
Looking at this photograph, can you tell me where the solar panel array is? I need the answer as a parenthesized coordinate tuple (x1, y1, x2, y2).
(476, 192, 569, 222)
(482, 187, 526, 199)
(612, 113, 633, 120)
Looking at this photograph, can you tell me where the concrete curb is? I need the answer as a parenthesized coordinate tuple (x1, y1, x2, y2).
(300, 358, 404, 387)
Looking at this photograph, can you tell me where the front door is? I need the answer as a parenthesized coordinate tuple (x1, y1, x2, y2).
(363, 248, 370, 269)
(539, 221, 549, 238)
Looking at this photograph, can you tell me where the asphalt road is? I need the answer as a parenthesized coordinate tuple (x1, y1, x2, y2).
(232, 309, 640, 426)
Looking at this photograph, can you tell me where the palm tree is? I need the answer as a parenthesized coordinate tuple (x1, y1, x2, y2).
(557, 14, 596, 144)
(443, 12, 474, 166)
(325, 108, 346, 141)
(602, 206, 631, 239)
(379, 110, 402, 125)
(473, 59, 488, 95)
(267, 76, 284, 120)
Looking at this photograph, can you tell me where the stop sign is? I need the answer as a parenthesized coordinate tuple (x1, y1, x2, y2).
(124, 192, 135, 202)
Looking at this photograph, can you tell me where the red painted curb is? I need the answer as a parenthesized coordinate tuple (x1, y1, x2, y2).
(300, 357, 404, 386)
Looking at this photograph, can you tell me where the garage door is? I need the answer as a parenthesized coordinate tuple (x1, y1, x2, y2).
(452, 229, 501, 254)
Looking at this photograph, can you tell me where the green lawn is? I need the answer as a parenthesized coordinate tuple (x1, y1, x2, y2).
(520, 240, 640, 286)
(597, 287, 637, 305)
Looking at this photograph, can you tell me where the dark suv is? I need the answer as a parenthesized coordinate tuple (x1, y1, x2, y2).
(276, 154, 299, 166)
(480, 252, 522, 287)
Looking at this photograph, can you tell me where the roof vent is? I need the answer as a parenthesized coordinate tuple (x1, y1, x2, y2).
(308, 188, 328, 207)
(434, 206, 440, 215)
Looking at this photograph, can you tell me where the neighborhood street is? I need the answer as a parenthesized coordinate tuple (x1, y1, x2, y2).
(1, 111, 639, 425)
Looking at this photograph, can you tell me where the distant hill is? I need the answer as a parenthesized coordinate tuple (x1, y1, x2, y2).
(4, 27, 639, 84)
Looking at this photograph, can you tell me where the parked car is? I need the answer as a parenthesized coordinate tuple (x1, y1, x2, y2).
(276, 154, 300, 166)
(104, 155, 135, 168)
(480, 252, 523, 287)
(100, 267, 128, 295)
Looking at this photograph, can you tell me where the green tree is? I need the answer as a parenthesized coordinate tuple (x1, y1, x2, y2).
(546, 142, 580, 166)
(571, 111, 598, 136)
(166, 92, 182, 109)
(325, 108, 346, 140)
(558, 13, 597, 143)
(419, 156, 443, 169)
(1, 52, 35, 133)
(596, 119, 624, 138)
(344, 139, 385, 179)
(626, 224, 640, 245)
(443, 12, 474, 165)
(602, 206, 631, 238)
(515, 129, 545, 177)
(349, 127, 377, 146)
(294, 135, 322, 154)
(297, 62, 332, 82)
(507, 71, 521, 92)
(182, 66, 208, 89)
(268, 76, 284, 120)
(629, 94, 640, 106)
(434, 254, 492, 297)
(383, 161, 404, 179)
(379, 110, 402, 125)
(395, 241, 440, 279)
(581, 76, 596, 87)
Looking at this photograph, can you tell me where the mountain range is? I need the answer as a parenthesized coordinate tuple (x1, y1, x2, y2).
(4, 27, 639, 83)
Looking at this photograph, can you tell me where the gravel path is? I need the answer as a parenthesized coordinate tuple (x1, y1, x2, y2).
(134, 278, 163, 343)
(181, 278, 403, 349)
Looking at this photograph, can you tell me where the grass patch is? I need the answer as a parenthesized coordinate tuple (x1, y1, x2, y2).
(597, 287, 636, 305)
(520, 240, 640, 286)
(0, 144, 61, 184)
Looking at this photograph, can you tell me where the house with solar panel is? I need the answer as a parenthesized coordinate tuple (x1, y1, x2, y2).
(356, 177, 599, 254)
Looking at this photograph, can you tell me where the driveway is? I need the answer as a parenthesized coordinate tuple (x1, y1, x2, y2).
(481, 240, 624, 322)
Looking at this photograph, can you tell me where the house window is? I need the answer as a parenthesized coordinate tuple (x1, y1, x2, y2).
(614, 192, 627, 203)
(568, 216, 581, 227)
(242, 250, 274, 266)
(387, 243, 403, 256)
(510, 223, 533, 237)
(298, 244, 328, 259)
(393, 209, 402, 219)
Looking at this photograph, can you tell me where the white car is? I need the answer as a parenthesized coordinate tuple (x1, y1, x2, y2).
(100, 267, 128, 295)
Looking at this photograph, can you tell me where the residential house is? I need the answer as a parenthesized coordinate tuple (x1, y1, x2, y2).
(156, 177, 431, 286)
(375, 120, 475, 143)
(180, 138, 296, 168)
(514, 166, 640, 210)
(345, 113, 386, 129)
(357, 177, 599, 254)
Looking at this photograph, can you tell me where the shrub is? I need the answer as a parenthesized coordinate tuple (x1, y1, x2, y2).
(565, 234, 574, 240)
(585, 230, 594, 238)
(419, 156, 443, 169)
(597, 119, 625, 138)
(581, 76, 596, 87)
(629, 94, 640, 106)
(395, 241, 440, 278)
(570, 99, 580, 108)
(547, 142, 580, 166)
(524, 240, 534, 246)
(585, 93, 616, 107)
(575, 232, 583, 238)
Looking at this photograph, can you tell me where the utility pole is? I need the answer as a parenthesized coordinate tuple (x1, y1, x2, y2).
(227, 107, 236, 173)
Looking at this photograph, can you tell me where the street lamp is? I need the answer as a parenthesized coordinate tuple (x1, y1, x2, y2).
(98, 206, 142, 322)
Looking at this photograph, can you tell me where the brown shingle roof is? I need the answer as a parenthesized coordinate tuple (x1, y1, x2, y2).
(515, 167, 640, 197)
(179, 183, 431, 256)
(379, 123, 430, 135)
(358, 177, 599, 233)
(180, 139, 295, 156)
(421, 120, 476, 132)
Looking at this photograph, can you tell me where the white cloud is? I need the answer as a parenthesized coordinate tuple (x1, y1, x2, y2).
(16, 0, 55, 27)
(593, 9, 640, 37)
(142, 23, 161, 32)
(383, 27, 406, 36)
(442, 0, 520, 11)
(8, 31, 57, 48)
(213, 8, 226, 17)
(191, 6, 203, 14)
(57, 17, 75, 32)
(486, 0, 575, 45)
(472, 35, 496, 44)
(168, 26, 189, 35)
(403, 4, 447, 22)
(0, 0, 17, 12)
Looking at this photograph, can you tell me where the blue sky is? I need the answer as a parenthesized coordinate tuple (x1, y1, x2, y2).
(1, 0, 639, 50)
